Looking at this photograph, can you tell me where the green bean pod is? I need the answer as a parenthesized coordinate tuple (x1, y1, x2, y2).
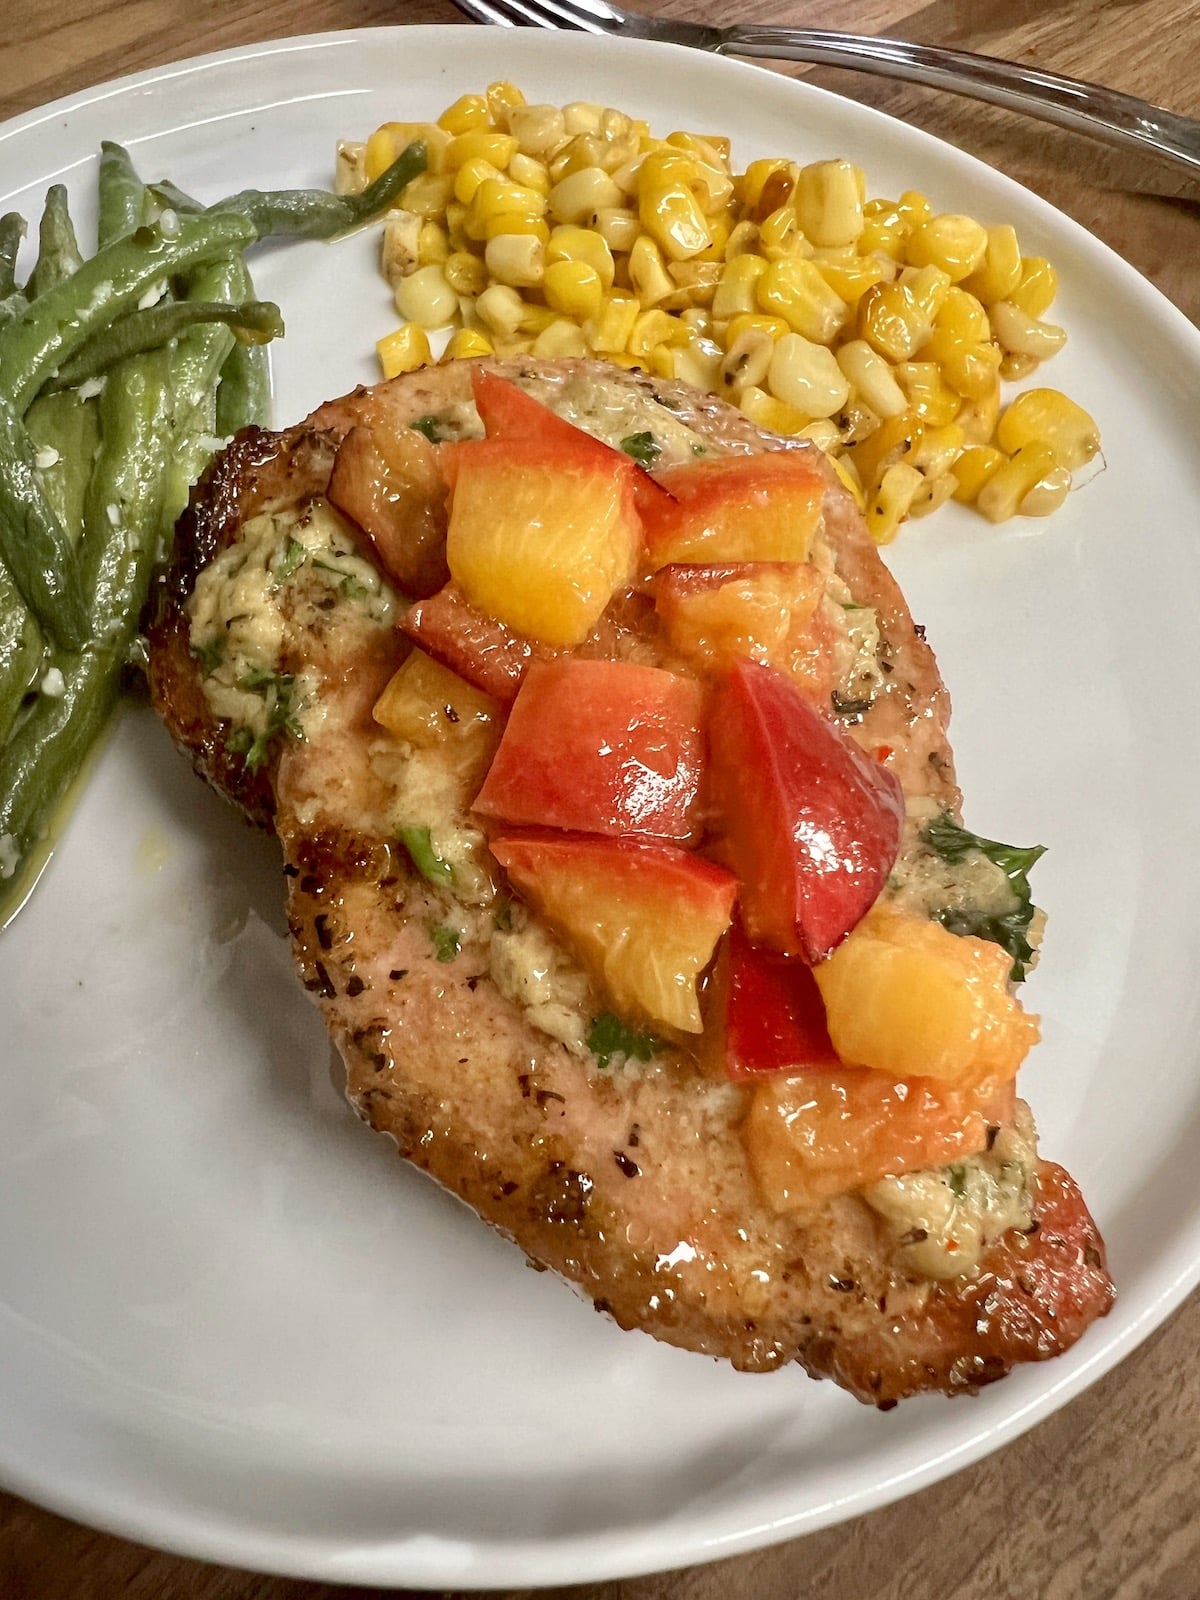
(0, 214, 26, 299)
(0, 209, 257, 414)
(27, 186, 84, 298)
(44, 298, 283, 393)
(211, 139, 427, 240)
(0, 390, 89, 648)
(97, 140, 148, 246)
(0, 350, 172, 923)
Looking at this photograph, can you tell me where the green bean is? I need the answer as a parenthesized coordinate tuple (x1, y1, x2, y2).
(0, 350, 172, 923)
(97, 140, 148, 247)
(214, 339, 271, 437)
(27, 186, 84, 299)
(0, 214, 25, 299)
(145, 178, 204, 217)
(26, 389, 101, 547)
(0, 564, 42, 748)
(0, 209, 257, 414)
(211, 139, 427, 241)
(0, 390, 89, 648)
(43, 298, 283, 393)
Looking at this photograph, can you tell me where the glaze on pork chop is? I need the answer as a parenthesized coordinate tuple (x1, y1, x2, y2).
(146, 357, 1113, 1405)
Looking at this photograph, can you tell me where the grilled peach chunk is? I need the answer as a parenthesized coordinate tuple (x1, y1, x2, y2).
(813, 905, 1040, 1090)
(743, 1069, 1016, 1209)
(373, 647, 502, 789)
(704, 917, 839, 1081)
(491, 833, 736, 1034)
(473, 659, 705, 840)
(639, 453, 826, 571)
(707, 657, 904, 963)
(326, 423, 449, 598)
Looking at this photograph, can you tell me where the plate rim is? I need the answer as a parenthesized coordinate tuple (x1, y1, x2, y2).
(3, 22, 1200, 1589)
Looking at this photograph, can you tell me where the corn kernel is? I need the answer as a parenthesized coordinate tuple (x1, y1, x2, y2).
(593, 207, 641, 252)
(475, 283, 527, 337)
(508, 153, 551, 195)
(721, 327, 775, 391)
(638, 153, 712, 260)
(531, 318, 591, 359)
(563, 100, 604, 135)
(814, 254, 886, 306)
(438, 94, 491, 136)
(961, 225, 1022, 304)
(919, 328, 1002, 401)
(509, 104, 567, 159)
(724, 219, 760, 259)
(391, 173, 451, 224)
(905, 214, 987, 282)
(836, 339, 907, 419)
(995, 387, 1101, 470)
(629, 307, 681, 359)
(894, 361, 962, 427)
(907, 470, 958, 519)
(589, 292, 641, 353)
(767, 332, 850, 418)
(990, 300, 1068, 360)
(380, 210, 422, 286)
(629, 235, 675, 306)
(442, 326, 495, 361)
(394, 263, 458, 329)
(935, 286, 991, 343)
(951, 445, 1006, 504)
(440, 250, 485, 297)
(758, 205, 806, 261)
(911, 421, 965, 478)
(723, 312, 789, 346)
(1010, 256, 1059, 317)
(756, 258, 848, 345)
(485, 233, 546, 289)
(736, 384, 812, 434)
(794, 160, 866, 247)
(900, 264, 952, 324)
(849, 410, 924, 488)
(860, 199, 907, 260)
(712, 253, 769, 319)
(544, 258, 605, 320)
(999, 351, 1040, 383)
(741, 158, 796, 220)
(376, 323, 433, 378)
(897, 190, 933, 227)
(445, 130, 518, 172)
(976, 443, 1060, 522)
(486, 80, 527, 126)
(366, 122, 449, 181)
(335, 140, 367, 196)
(1020, 463, 1072, 516)
(482, 212, 550, 244)
(417, 220, 451, 266)
(956, 384, 1002, 445)
(671, 337, 724, 391)
(867, 461, 925, 543)
(454, 158, 504, 207)
(858, 281, 929, 362)
(549, 165, 625, 224)
(546, 225, 616, 288)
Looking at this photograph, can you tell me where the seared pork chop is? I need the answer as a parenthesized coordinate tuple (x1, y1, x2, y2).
(146, 357, 1113, 1405)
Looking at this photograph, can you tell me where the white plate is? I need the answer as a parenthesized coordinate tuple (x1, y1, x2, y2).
(3, 24, 1200, 1590)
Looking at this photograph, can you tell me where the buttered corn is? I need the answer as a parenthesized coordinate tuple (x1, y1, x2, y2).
(341, 83, 1100, 537)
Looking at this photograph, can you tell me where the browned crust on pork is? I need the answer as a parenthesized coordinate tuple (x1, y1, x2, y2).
(145, 357, 1112, 1404)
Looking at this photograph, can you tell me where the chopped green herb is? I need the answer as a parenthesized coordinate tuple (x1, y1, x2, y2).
(921, 812, 1045, 983)
(620, 430, 661, 468)
(410, 413, 446, 443)
(946, 1163, 969, 1199)
(431, 924, 461, 963)
(273, 536, 306, 584)
(690, 441, 707, 456)
(398, 825, 454, 888)
(192, 634, 226, 675)
(493, 899, 514, 932)
(228, 672, 302, 771)
(586, 1011, 661, 1069)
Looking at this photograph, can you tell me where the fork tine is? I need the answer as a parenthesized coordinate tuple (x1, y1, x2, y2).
(452, 0, 523, 24)
(530, 0, 627, 27)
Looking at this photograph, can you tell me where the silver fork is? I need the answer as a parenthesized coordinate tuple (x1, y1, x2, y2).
(452, 0, 1200, 182)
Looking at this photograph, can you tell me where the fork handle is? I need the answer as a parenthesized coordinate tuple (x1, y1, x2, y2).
(717, 26, 1200, 181)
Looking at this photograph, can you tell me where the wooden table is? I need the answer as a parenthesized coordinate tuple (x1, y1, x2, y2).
(3, 1, 1199, 1595)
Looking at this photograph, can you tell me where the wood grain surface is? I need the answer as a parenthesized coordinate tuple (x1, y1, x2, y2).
(3, 1, 1199, 1596)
